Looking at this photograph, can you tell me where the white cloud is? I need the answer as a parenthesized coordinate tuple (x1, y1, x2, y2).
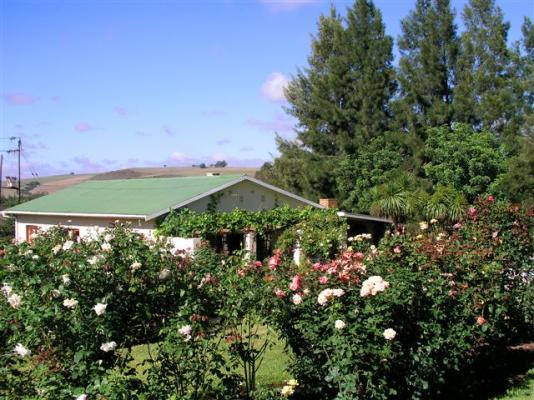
(261, 72, 289, 102)
(259, 0, 317, 12)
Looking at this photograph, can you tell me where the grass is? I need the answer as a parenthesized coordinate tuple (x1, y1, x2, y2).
(492, 368, 534, 400)
(129, 327, 292, 389)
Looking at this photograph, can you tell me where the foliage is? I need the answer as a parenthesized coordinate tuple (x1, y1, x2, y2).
(156, 206, 345, 241)
(368, 172, 429, 223)
(256, 0, 533, 217)
(274, 209, 348, 261)
(284, 0, 395, 156)
(423, 124, 506, 201)
(265, 198, 534, 399)
(335, 134, 408, 213)
(453, 0, 521, 138)
(1, 199, 532, 399)
(256, 138, 338, 201)
(490, 138, 534, 204)
(395, 0, 459, 136)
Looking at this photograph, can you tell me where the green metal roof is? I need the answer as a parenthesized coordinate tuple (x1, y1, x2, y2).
(4, 174, 243, 219)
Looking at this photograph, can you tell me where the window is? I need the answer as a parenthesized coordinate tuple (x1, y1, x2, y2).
(26, 225, 39, 243)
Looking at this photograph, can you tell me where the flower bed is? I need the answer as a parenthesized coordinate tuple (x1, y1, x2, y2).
(1, 198, 532, 399)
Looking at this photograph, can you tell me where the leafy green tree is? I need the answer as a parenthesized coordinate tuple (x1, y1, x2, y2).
(256, 136, 338, 201)
(284, 0, 395, 155)
(336, 134, 408, 213)
(453, 0, 518, 137)
(490, 137, 534, 204)
(423, 124, 505, 201)
(395, 0, 459, 137)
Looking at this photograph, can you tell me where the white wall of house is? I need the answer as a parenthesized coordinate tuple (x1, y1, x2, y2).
(186, 180, 306, 212)
(13, 214, 155, 243)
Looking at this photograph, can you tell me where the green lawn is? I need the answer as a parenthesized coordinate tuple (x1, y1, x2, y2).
(129, 328, 292, 389)
(492, 368, 534, 400)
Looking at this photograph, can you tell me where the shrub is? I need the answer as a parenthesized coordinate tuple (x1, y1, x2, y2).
(265, 198, 533, 399)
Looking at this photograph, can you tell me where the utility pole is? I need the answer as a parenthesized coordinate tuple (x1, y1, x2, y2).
(0, 154, 3, 206)
(17, 138, 21, 203)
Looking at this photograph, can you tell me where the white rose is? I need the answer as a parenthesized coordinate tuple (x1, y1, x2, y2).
(62, 240, 74, 251)
(93, 303, 107, 316)
(87, 256, 99, 265)
(63, 298, 78, 309)
(101, 242, 112, 252)
(52, 244, 62, 254)
(8, 293, 21, 308)
(51, 289, 61, 298)
(104, 233, 113, 242)
(383, 328, 397, 340)
(100, 341, 117, 352)
(130, 261, 141, 271)
(62, 274, 70, 285)
(291, 293, 303, 305)
(13, 343, 31, 357)
(75, 394, 88, 400)
(32, 255, 39, 260)
(178, 325, 192, 341)
(178, 324, 192, 336)
(334, 320, 346, 330)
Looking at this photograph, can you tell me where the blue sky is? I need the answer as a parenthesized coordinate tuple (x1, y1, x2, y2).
(1, 0, 532, 178)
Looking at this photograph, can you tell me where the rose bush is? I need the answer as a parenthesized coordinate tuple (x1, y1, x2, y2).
(265, 198, 533, 399)
(1, 198, 532, 399)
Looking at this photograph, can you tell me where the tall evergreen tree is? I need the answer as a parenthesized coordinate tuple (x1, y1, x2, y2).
(285, 0, 395, 155)
(453, 0, 515, 136)
(395, 0, 459, 137)
(258, 0, 396, 200)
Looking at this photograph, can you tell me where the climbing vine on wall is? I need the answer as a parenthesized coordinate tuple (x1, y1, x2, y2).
(156, 206, 348, 259)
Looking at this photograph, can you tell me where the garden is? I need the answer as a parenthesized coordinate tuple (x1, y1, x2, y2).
(1, 197, 533, 399)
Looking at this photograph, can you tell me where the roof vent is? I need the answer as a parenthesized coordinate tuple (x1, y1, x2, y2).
(206, 172, 220, 177)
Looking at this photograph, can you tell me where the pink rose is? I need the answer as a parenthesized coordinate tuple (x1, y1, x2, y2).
(268, 252, 281, 270)
(237, 269, 246, 278)
(453, 223, 462, 229)
(468, 207, 477, 219)
(318, 276, 329, 284)
(487, 195, 494, 202)
(393, 246, 401, 254)
(476, 316, 486, 326)
(289, 275, 302, 291)
(274, 289, 286, 299)
(254, 261, 262, 268)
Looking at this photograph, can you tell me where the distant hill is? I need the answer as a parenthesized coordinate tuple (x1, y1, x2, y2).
(14, 167, 259, 196)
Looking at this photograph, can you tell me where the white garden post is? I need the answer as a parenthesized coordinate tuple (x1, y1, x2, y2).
(293, 229, 304, 266)
(244, 231, 257, 260)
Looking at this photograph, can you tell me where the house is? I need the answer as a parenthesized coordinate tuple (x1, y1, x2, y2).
(2, 174, 391, 257)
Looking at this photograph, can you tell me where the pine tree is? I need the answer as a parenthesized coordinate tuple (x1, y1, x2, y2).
(259, 0, 396, 201)
(395, 0, 459, 137)
(285, 0, 395, 155)
(453, 0, 514, 136)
